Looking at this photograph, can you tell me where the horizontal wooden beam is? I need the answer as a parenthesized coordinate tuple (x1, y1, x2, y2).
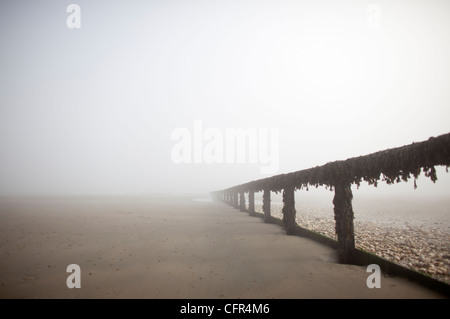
(213, 132, 450, 194)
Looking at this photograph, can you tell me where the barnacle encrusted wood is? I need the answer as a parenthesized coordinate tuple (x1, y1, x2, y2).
(212, 132, 450, 266)
(263, 188, 271, 223)
(248, 191, 255, 215)
(282, 186, 296, 235)
(239, 192, 246, 212)
(333, 183, 355, 264)
(216, 132, 450, 195)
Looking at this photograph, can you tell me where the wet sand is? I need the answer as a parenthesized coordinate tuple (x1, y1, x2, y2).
(0, 195, 446, 298)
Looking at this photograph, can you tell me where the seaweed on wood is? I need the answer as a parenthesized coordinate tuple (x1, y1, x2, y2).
(212, 132, 450, 266)
(213, 132, 450, 195)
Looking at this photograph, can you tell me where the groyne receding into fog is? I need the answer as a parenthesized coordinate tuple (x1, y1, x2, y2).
(212, 132, 450, 267)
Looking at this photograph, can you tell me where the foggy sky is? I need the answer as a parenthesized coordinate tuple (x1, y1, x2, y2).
(1, 0, 450, 195)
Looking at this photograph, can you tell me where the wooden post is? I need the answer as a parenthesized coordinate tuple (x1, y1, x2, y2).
(239, 192, 246, 212)
(333, 183, 355, 264)
(263, 188, 271, 223)
(248, 191, 255, 216)
(282, 186, 296, 235)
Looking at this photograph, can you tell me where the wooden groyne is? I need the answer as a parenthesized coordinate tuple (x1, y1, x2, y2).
(212, 132, 450, 265)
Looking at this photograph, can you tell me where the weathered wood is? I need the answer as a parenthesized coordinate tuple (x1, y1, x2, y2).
(333, 183, 355, 264)
(282, 186, 296, 235)
(214, 132, 450, 195)
(263, 189, 271, 223)
(239, 192, 246, 212)
(210, 132, 450, 267)
(248, 191, 255, 216)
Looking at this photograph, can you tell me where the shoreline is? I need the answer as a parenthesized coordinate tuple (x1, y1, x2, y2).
(263, 205, 450, 285)
(0, 195, 447, 298)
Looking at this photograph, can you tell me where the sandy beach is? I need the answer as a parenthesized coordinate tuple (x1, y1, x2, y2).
(0, 194, 447, 299)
